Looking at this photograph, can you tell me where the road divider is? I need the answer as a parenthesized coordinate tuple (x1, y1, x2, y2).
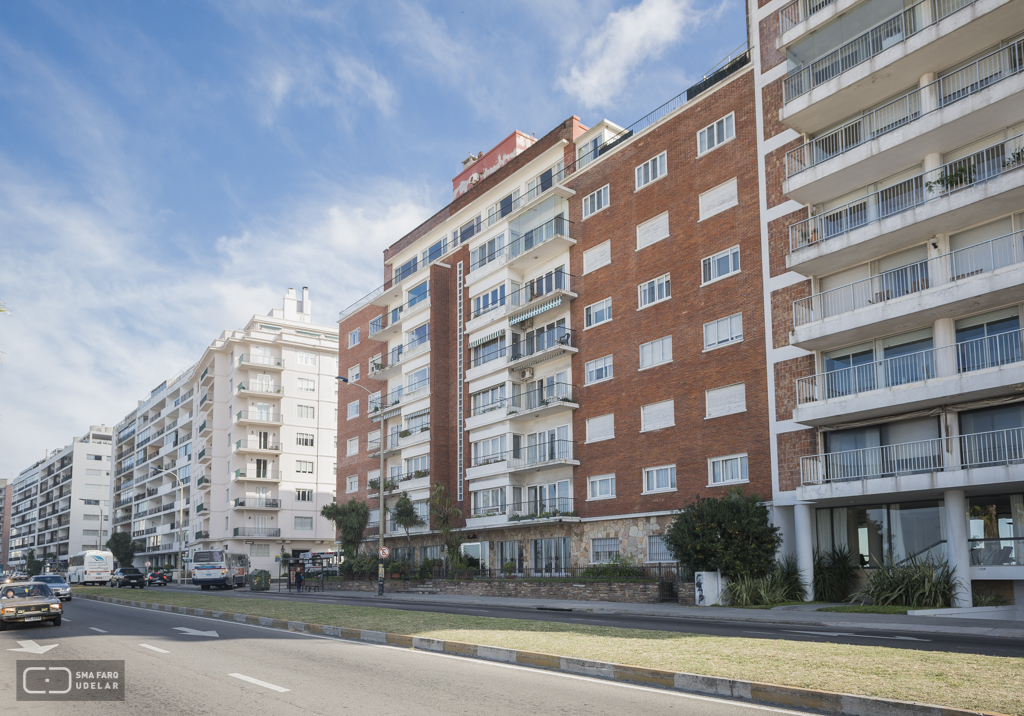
(75, 593, 1008, 716)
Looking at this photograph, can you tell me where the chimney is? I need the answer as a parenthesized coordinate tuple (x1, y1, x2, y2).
(461, 153, 479, 170)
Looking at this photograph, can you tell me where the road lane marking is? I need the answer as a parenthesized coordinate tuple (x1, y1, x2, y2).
(89, 627, 108, 633)
(229, 673, 290, 692)
(781, 630, 930, 642)
(173, 626, 219, 637)
(139, 644, 170, 654)
(7, 640, 58, 654)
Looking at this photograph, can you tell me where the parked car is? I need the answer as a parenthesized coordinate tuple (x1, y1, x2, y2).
(111, 567, 146, 589)
(146, 572, 168, 586)
(0, 582, 63, 629)
(31, 575, 72, 602)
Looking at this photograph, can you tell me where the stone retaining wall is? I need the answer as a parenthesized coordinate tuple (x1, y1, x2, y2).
(320, 578, 665, 604)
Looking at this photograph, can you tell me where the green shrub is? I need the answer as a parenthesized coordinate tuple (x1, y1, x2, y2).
(973, 592, 1010, 607)
(724, 554, 806, 606)
(580, 555, 647, 580)
(417, 558, 441, 580)
(853, 557, 960, 609)
(813, 545, 856, 602)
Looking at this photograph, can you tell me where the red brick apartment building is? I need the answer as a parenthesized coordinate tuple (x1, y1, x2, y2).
(335, 49, 769, 572)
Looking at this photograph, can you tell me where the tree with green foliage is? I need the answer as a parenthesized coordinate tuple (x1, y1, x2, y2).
(664, 488, 781, 579)
(390, 492, 425, 560)
(105, 531, 142, 568)
(321, 499, 370, 559)
(428, 484, 463, 568)
(25, 548, 43, 577)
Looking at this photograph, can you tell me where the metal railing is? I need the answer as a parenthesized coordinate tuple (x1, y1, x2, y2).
(509, 326, 575, 363)
(510, 440, 576, 470)
(233, 498, 281, 508)
(779, 0, 837, 34)
(233, 469, 282, 480)
(794, 230, 1024, 326)
(471, 383, 577, 417)
(233, 527, 281, 537)
(236, 382, 282, 395)
(235, 410, 283, 423)
(969, 537, 1024, 566)
(238, 354, 283, 368)
(509, 497, 577, 521)
(234, 439, 282, 451)
(787, 37, 1024, 177)
(797, 327, 1024, 404)
(473, 274, 576, 322)
(369, 291, 430, 337)
(469, 216, 573, 273)
(791, 131, 1024, 252)
(784, 0, 977, 103)
(369, 329, 430, 376)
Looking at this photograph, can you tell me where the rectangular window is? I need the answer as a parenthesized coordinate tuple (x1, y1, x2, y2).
(710, 454, 749, 485)
(472, 284, 506, 318)
(588, 475, 616, 501)
(638, 274, 671, 308)
(346, 475, 358, 493)
(639, 336, 672, 369)
(296, 460, 314, 474)
(582, 185, 609, 219)
(635, 152, 667, 190)
(471, 435, 507, 466)
(583, 241, 611, 274)
(586, 414, 615, 443)
(698, 113, 735, 155)
(408, 366, 430, 392)
(699, 178, 738, 221)
(252, 544, 270, 558)
(297, 351, 317, 366)
(348, 364, 360, 383)
(641, 400, 675, 432)
(585, 355, 613, 384)
(347, 400, 359, 419)
(591, 537, 620, 563)
(294, 516, 313, 531)
(296, 432, 315, 447)
(470, 232, 506, 271)
(647, 535, 672, 562)
(705, 383, 746, 419)
(297, 405, 315, 419)
(578, 135, 602, 168)
(471, 384, 506, 415)
(423, 237, 448, 265)
(395, 255, 419, 282)
(456, 215, 482, 244)
(348, 329, 360, 348)
(472, 336, 506, 366)
(527, 161, 563, 201)
(703, 313, 743, 349)
(346, 438, 358, 457)
(644, 465, 676, 493)
(702, 246, 741, 284)
(297, 377, 315, 392)
(636, 211, 670, 250)
(368, 391, 381, 413)
(295, 489, 313, 502)
(488, 190, 520, 225)
(405, 454, 429, 476)
(584, 298, 612, 328)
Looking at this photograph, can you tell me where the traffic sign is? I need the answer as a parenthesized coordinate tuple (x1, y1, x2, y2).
(144, 561, 152, 568)
(378, 547, 390, 559)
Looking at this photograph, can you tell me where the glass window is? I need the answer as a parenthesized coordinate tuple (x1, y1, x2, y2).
(702, 246, 741, 283)
(348, 365, 360, 383)
(644, 465, 676, 492)
(698, 113, 735, 155)
(638, 274, 671, 308)
(639, 336, 672, 368)
(473, 285, 507, 318)
(395, 256, 418, 282)
(584, 298, 612, 328)
(531, 537, 570, 574)
(591, 537, 619, 563)
(703, 313, 743, 349)
(589, 474, 616, 499)
(470, 232, 506, 271)
(582, 185, 610, 219)
(635, 152, 667, 189)
(408, 281, 430, 308)
(346, 475, 358, 493)
(709, 454, 748, 485)
(347, 400, 359, 419)
(294, 516, 313, 530)
(647, 535, 672, 562)
(955, 307, 1021, 373)
(585, 355, 613, 384)
(346, 438, 358, 456)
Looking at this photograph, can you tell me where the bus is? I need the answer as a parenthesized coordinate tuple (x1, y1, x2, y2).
(67, 550, 114, 586)
(191, 550, 249, 589)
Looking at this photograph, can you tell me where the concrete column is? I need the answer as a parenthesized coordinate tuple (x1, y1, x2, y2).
(941, 410, 962, 470)
(918, 72, 938, 115)
(943, 489, 973, 607)
(933, 316, 956, 379)
(793, 502, 815, 601)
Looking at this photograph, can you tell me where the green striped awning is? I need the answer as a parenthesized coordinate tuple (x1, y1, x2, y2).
(468, 330, 505, 349)
(509, 296, 562, 324)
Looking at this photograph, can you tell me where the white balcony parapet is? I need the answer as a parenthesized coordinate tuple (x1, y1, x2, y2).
(793, 229, 1024, 326)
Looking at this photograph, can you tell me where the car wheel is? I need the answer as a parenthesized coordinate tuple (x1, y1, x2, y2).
(52, 616, 61, 627)
(0, 620, 7, 632)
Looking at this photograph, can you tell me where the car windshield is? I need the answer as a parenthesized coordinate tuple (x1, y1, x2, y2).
(2, 584, 55, 599)
(120, 569, 142, 574)
(34, 576, 67, 584)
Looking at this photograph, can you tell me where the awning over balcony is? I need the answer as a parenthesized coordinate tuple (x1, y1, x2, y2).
(468, 330, 504, 349)
(509, 296, 562, 324)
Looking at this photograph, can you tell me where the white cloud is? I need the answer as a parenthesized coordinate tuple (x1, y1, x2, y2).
(558, 0, 704, 109)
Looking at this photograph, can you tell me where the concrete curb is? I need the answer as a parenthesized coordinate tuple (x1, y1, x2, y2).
(77, 594, 1008, 716)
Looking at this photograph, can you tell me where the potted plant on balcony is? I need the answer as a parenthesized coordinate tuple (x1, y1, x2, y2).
(398, 429, 412, 438)
(925, 164, 975, 192)
(1003, 148, 1024, 169)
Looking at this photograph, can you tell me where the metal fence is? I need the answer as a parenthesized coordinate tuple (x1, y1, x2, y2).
(322, 562, 684, 583)
(779, 0, 837, 34)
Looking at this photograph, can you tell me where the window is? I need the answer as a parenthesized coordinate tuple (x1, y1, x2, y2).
(578, 134, 602, 168)
(368, 391, 381, 413)
(647, 535, 673, 562)
(527, 161, 563, 200)
(699, 178, 738, 221)
(347, 400, 359, 420)
(470, 232, 506, 271)
(473, 284, 506, 318)
(471, 384, 506, 415)
(346, 475, 358, 493)
(706, 383, 746, 419)
(583, 241, 611, 274)
(488, 190, 520, 225)
(348, 365, 360, 383)
(591, 537, 619, 563)
(346, 438, 358, 457)
(582, 185, 609, 219)
(294, 516, 313, 531)
(585, 355, 613, 384)
(472, 336, 506, 366)
(710, 454, 749, 485)
(408, 366, 430, 392)
(636, 211, 670, 250)
(471, 487, 507, 515)
(296, 460, 314, 474)
(702, 246, 741, 284)
(395, 255, 418, 282)
(295, 489, 313, 502)
(588, 475, 616, 501)
(586, 414, 614, 443)
(405, 454, 429, 476)
(406, 409, 430, 433)
(471, 435, 507, 466)
(252, 544, 270, 557)
(644, 465, 676, 493)
(297, 378, 315, 393)
(641, 400, 675, 432)
(639, 336, 672, 369)
(584, 298, 612, 328)
(703, 313, 743, 349)
(423, 237, 448, 265)
(638, 274, 671, 308)
(408, 322, 429, 348)
(297, 351, 317, 366)
(348, 329, 360, 348)
(635, 152, 667, 190)
(297, 405, 315, 419)
(296, 432, 315, 447)
(698, 113, 735, 155)
(454, 215, 482, 245)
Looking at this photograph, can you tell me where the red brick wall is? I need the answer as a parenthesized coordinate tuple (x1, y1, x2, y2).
(761, 78, 788, 141)
(777, 428, 816, 492)
(759, 14, 787, 72)
(564, 68, 771, 515)
(768, 209, 808, 277)
(773, 354, 815, 421)
(770, 280, 811, 349)
(766, 138, 802, 210)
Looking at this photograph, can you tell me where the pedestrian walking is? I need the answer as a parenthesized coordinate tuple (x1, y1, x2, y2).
(295, 567, 304, 593)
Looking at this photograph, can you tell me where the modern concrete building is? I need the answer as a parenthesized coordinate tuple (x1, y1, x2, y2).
(8, 426, 113, 570)
(0, 480, 11, 572)
(751, 0, 1024, 605)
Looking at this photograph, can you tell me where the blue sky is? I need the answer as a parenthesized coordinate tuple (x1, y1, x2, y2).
(0, 0, 745, 480)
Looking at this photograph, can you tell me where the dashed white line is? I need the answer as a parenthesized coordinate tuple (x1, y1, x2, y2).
(89, 627, 108, 633)
(229, 673, 290, 693)
(139, 644, 170, 654)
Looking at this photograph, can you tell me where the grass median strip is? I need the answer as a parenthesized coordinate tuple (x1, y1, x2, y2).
(73, 586, 1022, 715)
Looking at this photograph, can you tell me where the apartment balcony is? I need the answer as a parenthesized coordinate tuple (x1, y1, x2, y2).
(197, 446, 211, 464)
(195, 503, 208, 515)
(466, 383, 579, 431)
(233, 439, 282, 455)
(785, 37, 1024, 204)
(780, 0, 1023, 134)
(234, 410, 284, 427)
(778, 0, 855, 47)
(466, 273, 579, 334)
(199, 419, 212, 435)
(792, 230, 1024, 350)
(232, 498, 281, 510)
(369, 292, 431, 342)
(369, 378, 429, 424)
(233, 527, 281, 538)
(507, 327, 577, 372)
(465, 345, 509, 382)
(236, 382, 282, 397)
(195, 475, 210, 491)
(788, 132, 1024, 275)
(369, 334, 430, 382)
(368, 467, 432, 496)
(232, 469, 282, 482)
(793, 327, 1024, 425)
(194, 530, 210, 540)
(200, 365, 214, 386)
(466, 216, 575, 286)
(237, 353, 284, 370)
(370, 427, 431, 459)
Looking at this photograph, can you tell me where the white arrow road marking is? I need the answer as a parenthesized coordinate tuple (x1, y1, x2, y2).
(89, 627, 108, 633)
(229, 673, 290, 693)
(782, 630, 931, 642)
(139, 644, 170, 654)
(173, 627, 219, 637)
(7, 640, 59, 654)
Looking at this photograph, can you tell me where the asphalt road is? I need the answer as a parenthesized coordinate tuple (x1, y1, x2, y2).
(0, 598, 805, 716)
(124, 583, 1024, 658)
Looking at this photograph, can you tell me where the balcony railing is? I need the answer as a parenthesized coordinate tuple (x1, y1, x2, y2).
(471, 383, 577, 417)
(791, 131, 1024, 252)
(794, 230, 1024, 326)
(369, 291, 430, 337)
(195, 530, 209, 540)
(470, 440, 576, 471)
(509, 327, 575, 363)
(369, 330, 430, 376)
(509, 497, 577, 521)
(234, 440, 281, 452)
(233, 527, 281, 537)
(472, 272, 578, 322)
(783, 0, 977, 103)
(236, 382, 282, 395)
(469, 216, 573, 273)
(787, 37, 1024, 178)
(233, 469, 282, 480)
(238, 354, 283, 368)
(779, 0, 837, 34)
(195, 503, 207, 514)
(796, 327, 1024, 404)
(235, 410, 283, 423)
(369, 426, 431, 455)
(970, 537, 1024, 566)
(233, 498, 281, 508)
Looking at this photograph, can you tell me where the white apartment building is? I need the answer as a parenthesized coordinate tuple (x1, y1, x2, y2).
(8, 425, 113, 570)
(752, 0, 1024, 606)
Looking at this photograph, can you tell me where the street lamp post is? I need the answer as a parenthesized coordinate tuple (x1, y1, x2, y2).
(336, 376, 386, 597)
